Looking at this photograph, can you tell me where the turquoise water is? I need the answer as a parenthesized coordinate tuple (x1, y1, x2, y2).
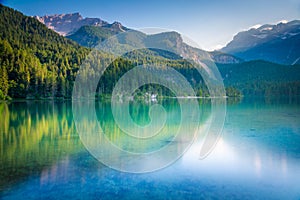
(0, 98, 300, 199)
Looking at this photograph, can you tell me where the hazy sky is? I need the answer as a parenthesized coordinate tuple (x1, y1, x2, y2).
(2, 0, 300, 50)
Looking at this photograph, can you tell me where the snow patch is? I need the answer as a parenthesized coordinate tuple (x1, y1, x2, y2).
(278, 20, 288, 24)
(249, 24, 262, 30)
(253, 34, 267, 39)
(260, 27, 273, 31)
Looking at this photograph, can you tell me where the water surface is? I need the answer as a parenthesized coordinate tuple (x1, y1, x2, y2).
(0, 98, 300, 199)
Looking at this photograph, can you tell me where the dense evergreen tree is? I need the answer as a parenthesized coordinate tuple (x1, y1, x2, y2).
(0, 4, 89, 99)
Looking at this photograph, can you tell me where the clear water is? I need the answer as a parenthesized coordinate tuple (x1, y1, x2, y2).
(0, 98, 300, 199)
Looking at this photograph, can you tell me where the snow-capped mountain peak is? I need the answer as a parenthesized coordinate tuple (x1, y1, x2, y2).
(34, 13, 108, 36)
(221, 20, 300, 65)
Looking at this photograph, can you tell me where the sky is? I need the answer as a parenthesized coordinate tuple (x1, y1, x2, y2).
(2, 0, 300, 51)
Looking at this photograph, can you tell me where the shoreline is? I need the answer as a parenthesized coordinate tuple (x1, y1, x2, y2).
(2, 95, 300, 103)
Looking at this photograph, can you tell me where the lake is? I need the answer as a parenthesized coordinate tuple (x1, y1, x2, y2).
(0, 97, 300, 199)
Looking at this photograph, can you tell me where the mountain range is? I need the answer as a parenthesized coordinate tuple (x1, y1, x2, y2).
(0, 4, 299, 99)
(36, 13, 242, 64)
(37, 13, 300, 65)
(221, 20, 300, 65)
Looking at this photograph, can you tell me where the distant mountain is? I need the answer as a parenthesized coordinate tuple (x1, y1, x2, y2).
(34, 13, 108, 36)
(69, 28, 218, 62)
(221, 20, 300, 65)
(67, 22, 130, 47)
(37, 12, 242, 64)
(67, 24, 240, 64)
(210, 51, 243, 64)
(144, 31, 243, 64)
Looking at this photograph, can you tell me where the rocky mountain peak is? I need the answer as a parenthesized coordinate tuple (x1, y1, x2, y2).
(221, 20, 300, 64)
(34, 13, 108, 36)
(101, 21, 127, 32)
